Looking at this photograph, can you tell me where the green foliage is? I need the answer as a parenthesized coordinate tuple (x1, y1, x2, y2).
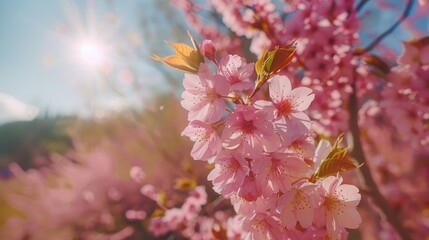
(311, 134, 360, 182)
(0, 117, 73, 170)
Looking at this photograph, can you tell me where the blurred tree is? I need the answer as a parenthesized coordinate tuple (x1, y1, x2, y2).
(0, 117, 73, 171)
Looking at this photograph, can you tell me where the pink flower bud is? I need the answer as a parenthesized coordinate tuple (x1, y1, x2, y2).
(200, 39, 217, 61)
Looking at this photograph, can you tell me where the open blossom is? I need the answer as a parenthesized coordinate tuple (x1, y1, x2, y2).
(277, 182, 318, 230)
(181, 120, 221, 162)
(242, 213, 283, 240)
(148, 217, 170, 237)
(227, 215, 245, 239)
(181, 189, 207, 219)
(163, 208, 186, 229)
(398, 41, 429, 68)
(207, 151, 249, 197)
(221, 105, 280, 156)
(280, 134, 315, 161)
(188, 185, 208, 206)
(253, 152, 311, 196)
(317, 176, 361, 240)
(237, 173, 261, 201)
(181, 64, 230, 123)
(218, 54, 254, 91)
(255, 75, 315, 143)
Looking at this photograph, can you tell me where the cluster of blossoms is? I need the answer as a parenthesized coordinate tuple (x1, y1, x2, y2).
(172, 0, 375, 136)
(171, 2, 429, 237)
(144, 184, 212, 238)
(380, 37, 429, 147)
(156, 34, 362, 239)
(1, 150, 148, 240)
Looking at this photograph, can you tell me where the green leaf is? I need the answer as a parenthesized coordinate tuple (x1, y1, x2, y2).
(313, 134, 360, 180)
(263, 47, 278, 73)
(255, 50, 267, 77)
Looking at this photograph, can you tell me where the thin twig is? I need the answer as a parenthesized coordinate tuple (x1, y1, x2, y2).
(348, 71, 411, 240)
(356, 0, 370, 12)
(356, 0, 415, 55)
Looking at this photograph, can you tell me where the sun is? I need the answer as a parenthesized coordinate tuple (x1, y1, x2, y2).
(78, 40, 107, 68)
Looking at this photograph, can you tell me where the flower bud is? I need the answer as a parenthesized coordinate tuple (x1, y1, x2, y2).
(200, 39, 217, 62)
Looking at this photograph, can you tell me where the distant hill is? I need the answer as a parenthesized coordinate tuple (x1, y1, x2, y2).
(0, 117, 74, 172)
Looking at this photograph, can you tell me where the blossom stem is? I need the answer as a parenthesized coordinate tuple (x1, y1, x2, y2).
(348, 75, 411, 240)
(221, 95, 237, 100)
(203, 195, 225, 215)
(212, 120, 225, 129)
(247, 85, 260, 102)
(291, 177, 310, 185)
(247, 76, 266, 103)
(356, 0, 415, 55)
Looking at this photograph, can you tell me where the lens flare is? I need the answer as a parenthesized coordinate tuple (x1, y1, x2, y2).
(78, 40, 106, 67)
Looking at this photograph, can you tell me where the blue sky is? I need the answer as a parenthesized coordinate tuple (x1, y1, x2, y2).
(0, 0, 180, 118)
(0, 1, 84, 115)
(0, 0, 427, 119)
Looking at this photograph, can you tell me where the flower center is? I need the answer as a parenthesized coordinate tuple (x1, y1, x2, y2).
(324, 196, 343, 214)
(241, 120, 255, 134)
(277, 100, 293, 116)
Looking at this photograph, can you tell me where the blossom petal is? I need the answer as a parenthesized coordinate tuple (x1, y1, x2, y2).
(291, 87, 315, 111)
(338, 208, 361, 229)
(269, 75, 292, 103)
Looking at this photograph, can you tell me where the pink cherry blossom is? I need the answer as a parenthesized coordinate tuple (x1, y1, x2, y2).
(148, 217, 170, 237)
(188, 185, 208, 206)
(207, 151, 249, 197)
(226, 215, 245, 239)
(129, 166, 146, 183)
(162, 208, 185, 229)
(140, 184, 157, 201)
(181, 64, 230, 123)
(218, 54, 254, 91)
(200, 39, 217, 62)
(280, 134, 316, 161)
(398, 41, 421, 67)
(230, 193, 257, 216)
(398, 41, 429, 69)
(237, 173, 261, 201)
(221, 105, 280, 156)
(269, 75, 314, 124)
(242, 213, 283, 240)
(277, 182, 318, 229)
(182, 198, 202, 220)
(181, 120, 221, 162)
(255, 75, 315, 144)
(318, 176, 362, 240)
(253, 152, 311, 195)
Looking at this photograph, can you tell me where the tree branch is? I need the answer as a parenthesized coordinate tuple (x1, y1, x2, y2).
(356, 0, 415, 55)
(348, 74, 412, 240)
(356, 0, 370, 12)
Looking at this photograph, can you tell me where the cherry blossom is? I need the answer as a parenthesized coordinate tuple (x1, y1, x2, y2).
(242, 213, 283, 240)
(181, 64, 230, 123)
(277, 182, 318, 229)
(207, 151, 249, 197)
(221, 105, 280, 156)
(218, 54, 255, 91)
(181, 120, 221, 162)
(318, 176, 361, 239)
(255, 75, 314, 144)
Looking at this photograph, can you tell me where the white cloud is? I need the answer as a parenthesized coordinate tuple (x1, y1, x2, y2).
(0, 93, 39, 125)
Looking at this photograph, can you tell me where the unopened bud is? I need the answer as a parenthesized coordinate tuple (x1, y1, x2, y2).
(200, 40, 217, 62)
